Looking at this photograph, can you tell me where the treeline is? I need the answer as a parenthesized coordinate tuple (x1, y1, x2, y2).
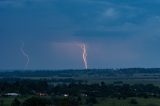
(50, 83, 160, 98)
(10, 96, 95, 106)
(1, 68, 160, 77)
(0, 79, 160, 98)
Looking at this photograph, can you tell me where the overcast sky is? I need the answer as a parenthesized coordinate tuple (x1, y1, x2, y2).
(1, 0, 160, 70)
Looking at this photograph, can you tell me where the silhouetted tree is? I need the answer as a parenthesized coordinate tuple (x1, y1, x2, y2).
(11, 98, 21, 106)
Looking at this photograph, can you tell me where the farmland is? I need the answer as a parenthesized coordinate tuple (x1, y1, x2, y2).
(1, 68, 160, 106)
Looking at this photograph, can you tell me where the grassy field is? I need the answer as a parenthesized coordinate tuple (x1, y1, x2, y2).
(94, 97, 160, 106)
(2, 96, 160, 106)
(0, 96, 30, 106)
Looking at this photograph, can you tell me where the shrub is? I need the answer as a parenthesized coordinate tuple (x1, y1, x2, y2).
(129, 99, 138, 104)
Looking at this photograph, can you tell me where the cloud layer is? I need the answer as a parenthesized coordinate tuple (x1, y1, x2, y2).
(1, 0, 160, 69)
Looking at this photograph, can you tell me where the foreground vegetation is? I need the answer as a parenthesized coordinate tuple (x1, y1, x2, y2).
(95, 97, 160, 106)
(2, 96, 160, 106)
(0, 78, 160, 106)
(1, 69, 160, 106)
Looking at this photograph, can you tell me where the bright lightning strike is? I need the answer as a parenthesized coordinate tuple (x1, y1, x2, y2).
(80, 43, 88, 69)
(20, 41, 29, 70)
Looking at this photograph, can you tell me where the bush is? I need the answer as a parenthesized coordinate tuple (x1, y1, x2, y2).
(129, 99, 138, 104)
(146, 104, 158, 106)
(86, 97, 98, 105)
(22, 97, 52, 106)
(11, 98, 21, 106)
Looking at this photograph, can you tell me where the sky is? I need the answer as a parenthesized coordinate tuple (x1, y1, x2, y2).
(1, 0, 160, 70)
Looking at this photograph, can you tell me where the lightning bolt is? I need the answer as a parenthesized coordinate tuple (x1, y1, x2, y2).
(80, 43, 88, 69)
(20, 41, 29, 70)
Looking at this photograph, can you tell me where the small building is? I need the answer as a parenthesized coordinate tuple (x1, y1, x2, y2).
(64, 94, 69, 97)
(81, 93, 87, 97)
(4, 93, 20, 97)
(36, 93, 48, 96)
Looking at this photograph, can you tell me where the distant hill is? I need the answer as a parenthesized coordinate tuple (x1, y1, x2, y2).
(0, 68, 160, 78)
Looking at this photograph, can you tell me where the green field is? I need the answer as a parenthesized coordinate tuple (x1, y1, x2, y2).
(2, 97, 160, 106)
(0, 96, 30, 106)
(94, 98, 160, 106)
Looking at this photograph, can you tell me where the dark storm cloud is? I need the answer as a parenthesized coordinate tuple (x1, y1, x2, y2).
(1, 0, 160, 69)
